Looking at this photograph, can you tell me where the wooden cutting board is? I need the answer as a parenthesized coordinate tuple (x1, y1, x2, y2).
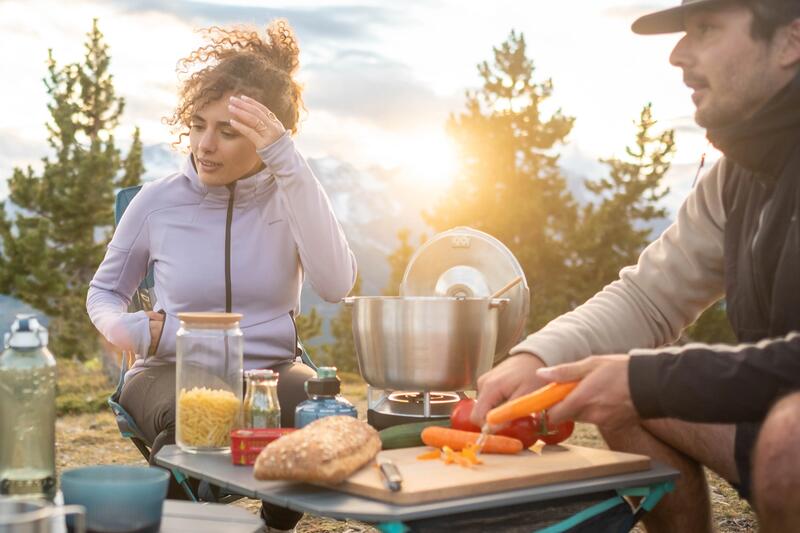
(332, 444, 651, 505)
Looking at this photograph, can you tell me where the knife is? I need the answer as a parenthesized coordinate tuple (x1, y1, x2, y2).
(378, 459, 403, 492)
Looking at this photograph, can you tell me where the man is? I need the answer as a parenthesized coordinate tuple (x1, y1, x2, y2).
(472, 1, 800, 532)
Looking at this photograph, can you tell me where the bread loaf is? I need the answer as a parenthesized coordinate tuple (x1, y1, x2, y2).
(253, 416, 381, 485)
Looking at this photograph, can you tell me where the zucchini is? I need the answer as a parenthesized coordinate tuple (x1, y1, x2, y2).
(379, 419, 451, 449)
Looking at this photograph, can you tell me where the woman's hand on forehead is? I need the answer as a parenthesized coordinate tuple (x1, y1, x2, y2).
(227, 95, 286, 150)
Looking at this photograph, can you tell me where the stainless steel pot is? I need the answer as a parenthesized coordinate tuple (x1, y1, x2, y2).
(344, 296, 508, 391)
(0, 498, 85, 533)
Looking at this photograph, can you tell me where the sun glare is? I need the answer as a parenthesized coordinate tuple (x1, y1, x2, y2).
(403, 132, 459, 189)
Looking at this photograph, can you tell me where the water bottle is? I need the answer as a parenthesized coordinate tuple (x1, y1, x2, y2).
(0, 315, 57, 501)
(294, 366, 357, 428)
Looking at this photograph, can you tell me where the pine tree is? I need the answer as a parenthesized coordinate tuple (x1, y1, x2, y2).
(295, 307, 323, 360)
(318, 276, 362, 374)
(424, 30, 577, 331)
(382, 228, 425, 296)
(120, 127, 145, 189)
(0, 19, 143, 359)
(569, 104, 674, 305)
(685, 300, 737, 343)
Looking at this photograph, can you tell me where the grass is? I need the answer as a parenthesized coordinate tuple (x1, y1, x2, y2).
(56, 357, 116, 416)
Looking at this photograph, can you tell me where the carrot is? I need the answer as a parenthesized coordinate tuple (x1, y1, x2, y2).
(486, 381, 578, 426)
(421, 426, 523, 454)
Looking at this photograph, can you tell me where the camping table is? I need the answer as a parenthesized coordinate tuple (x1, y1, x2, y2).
(157, 501, 263, 532)
(155, 445, 678, 532)
(50, 494, 262, 532)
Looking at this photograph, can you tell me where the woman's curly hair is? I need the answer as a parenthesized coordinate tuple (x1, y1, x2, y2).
(166, 19, 304, 146)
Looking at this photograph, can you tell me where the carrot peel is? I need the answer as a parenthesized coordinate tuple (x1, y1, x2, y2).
(416, 449, 441, 460)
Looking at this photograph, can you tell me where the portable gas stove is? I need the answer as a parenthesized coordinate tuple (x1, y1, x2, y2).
(366, 388, 468, 430)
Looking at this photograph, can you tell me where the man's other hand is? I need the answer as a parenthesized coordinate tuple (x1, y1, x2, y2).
(537, 355, 637, 432)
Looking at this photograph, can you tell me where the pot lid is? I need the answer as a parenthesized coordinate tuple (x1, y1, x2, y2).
(400, 227, 530, 362)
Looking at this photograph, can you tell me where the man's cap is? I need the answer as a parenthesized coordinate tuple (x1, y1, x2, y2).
(632, 0, 730, 35)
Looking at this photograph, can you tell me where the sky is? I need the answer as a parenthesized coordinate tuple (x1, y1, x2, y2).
(0, 0, 717, 213)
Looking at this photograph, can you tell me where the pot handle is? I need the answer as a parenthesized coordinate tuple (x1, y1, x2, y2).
(489, 298, 510, 309)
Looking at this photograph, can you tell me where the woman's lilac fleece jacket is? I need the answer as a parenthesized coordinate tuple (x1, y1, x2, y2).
(86, 132, 357, 379)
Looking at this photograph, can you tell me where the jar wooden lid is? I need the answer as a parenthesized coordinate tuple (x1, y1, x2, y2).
(178, 312, 243, 326)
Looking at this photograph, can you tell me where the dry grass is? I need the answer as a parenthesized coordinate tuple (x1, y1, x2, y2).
(56, 361, 756, 532)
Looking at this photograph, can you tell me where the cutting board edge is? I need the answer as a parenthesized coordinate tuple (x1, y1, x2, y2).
(337, 455, 652, 505)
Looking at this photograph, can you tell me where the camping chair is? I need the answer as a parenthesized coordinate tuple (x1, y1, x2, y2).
(107, 184, 317, 502)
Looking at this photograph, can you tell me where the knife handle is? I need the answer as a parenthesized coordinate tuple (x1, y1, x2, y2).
(486, 381, 578, 426)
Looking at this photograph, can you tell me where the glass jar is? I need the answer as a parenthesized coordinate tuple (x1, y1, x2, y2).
(295, 366, 357, 429)
(0, 315, 56, 501)
(175, 312, 243, 453)
(243, 369, 281, 428)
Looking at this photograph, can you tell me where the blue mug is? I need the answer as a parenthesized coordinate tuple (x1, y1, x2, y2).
(61, 465, 168, 533)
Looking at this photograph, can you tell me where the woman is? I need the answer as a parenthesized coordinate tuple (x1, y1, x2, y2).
(86, 19, 356, 532)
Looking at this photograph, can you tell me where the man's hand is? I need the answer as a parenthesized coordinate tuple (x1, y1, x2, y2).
(537, 355, 638, 432)
(146, 311, 165, 355)
(471, 352, 549, 427)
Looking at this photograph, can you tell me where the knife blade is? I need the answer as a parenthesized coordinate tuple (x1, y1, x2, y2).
(378, 459, 403, 492)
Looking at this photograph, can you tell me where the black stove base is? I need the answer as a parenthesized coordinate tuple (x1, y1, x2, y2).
(367, 408, 450, 430)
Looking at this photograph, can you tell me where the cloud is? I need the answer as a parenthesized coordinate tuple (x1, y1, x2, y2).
(121, 84, 177, 126)
(106, 0, 407, 42)
(664, 114, 704, 135)
(0, 130, 48, 164)
(601, 3, 667, 19)
(303, 49, 461, 130)
(0, 133, 49, 199)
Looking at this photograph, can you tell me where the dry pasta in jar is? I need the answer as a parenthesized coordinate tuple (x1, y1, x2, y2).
(177, 386, 241, 449)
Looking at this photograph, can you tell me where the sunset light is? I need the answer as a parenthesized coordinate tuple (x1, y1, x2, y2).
(1, 0, 711, 210)
(404, 131, 460, 189)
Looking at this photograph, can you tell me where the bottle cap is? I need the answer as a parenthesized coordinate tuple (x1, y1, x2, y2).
(5, 314, 48, 349)
(246, 369, 278, 381)
(305, 366, 341, 396)
(316, 366, 338, 379)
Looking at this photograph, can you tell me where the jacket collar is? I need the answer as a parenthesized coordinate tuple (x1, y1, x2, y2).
(182, 154, 275, 207)
(706, 71, 800, 181)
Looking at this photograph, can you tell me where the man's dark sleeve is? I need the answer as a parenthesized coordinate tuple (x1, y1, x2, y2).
(628, 331, 800, 423)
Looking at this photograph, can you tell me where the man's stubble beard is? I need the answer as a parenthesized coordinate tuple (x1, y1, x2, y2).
(694, 79, 769, 129)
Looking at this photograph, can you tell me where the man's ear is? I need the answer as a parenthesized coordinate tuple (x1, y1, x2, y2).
(777, 18, 800, 69)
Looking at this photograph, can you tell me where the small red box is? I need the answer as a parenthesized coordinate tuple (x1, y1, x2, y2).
(230, 428, 295, 466)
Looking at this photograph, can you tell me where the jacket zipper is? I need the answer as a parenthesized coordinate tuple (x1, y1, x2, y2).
(289, 310, 299, 358)
(225, 182, 236, 312)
